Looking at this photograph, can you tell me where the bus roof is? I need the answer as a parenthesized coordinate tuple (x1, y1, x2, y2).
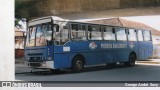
(29, 16, 151, 31)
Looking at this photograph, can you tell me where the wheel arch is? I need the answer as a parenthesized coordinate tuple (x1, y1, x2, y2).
(72, 54, 86, 65)
(129, 51, 137, 60)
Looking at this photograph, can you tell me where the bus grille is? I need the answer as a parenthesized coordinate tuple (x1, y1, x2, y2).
(28, 53, 43, 56)
(29, 63, 41, 67)
(30, 57, 41, 60)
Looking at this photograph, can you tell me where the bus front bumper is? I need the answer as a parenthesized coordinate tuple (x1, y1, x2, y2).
(25, 61, 54, 69)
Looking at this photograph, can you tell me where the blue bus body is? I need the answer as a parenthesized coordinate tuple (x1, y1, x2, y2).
(25, 16, 153, 71)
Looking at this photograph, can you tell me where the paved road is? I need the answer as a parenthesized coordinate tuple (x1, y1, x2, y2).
(15, 60, 160, 81)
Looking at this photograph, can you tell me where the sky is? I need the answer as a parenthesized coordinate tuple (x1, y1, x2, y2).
(123, 15, 160, 31)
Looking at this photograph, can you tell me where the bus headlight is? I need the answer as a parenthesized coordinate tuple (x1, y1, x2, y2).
(26, 57, 29, 60)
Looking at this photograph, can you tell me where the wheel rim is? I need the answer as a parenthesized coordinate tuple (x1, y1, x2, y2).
(76, 60, 83, 70)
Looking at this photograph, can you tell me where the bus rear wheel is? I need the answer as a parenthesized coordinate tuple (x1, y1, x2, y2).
(72, 56, 84, 72)
(124, 53, 136, 67)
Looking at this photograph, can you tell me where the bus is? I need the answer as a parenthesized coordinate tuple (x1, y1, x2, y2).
(25, 16, 153, 72)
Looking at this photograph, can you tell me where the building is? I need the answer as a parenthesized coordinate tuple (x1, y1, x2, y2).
(88, 18, 160, 58)
(88, 17, 160, 44)
(15, 27, 26, 58)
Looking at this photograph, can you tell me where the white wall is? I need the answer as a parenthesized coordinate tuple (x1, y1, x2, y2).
(152, 35, 160, 45)
(0, 0, 14, 86)
(152, 35, 160, 57)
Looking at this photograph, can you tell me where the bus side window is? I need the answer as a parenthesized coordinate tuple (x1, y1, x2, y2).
(61, 27, 69, 44)
(128, 29, 137, 41)
(53, 24, 59, 32)
(88, 25, 92, 40)
(80, 25, 87, 40)
(137, 30, 143, 41)
(116, 28, 127, 41)
(88, 25, 102, 40)
(71, 24, 86, 40)
(144, 30, 151, 41)
(71, 24, 78, 40)
(54, 22, 69, 45)
(103, 27, 115, 40)
(112, 28, 115, 33)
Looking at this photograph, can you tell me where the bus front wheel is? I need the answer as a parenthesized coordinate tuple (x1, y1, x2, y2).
(124, 53, 136, 67)
(72, 56, 84, 72)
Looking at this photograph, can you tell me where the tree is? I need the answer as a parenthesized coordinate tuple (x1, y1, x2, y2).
(15, 0, 30, 28)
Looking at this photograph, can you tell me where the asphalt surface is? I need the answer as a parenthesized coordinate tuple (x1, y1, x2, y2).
(15, 59, 160, 81)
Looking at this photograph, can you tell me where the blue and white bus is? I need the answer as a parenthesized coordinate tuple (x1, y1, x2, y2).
(25, 16, 153, 72)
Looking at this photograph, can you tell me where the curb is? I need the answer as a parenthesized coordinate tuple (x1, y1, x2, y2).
(136, 59, 160, 64)
(136, 61, 160, 64)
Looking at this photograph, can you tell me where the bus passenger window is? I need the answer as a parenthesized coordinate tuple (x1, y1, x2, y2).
(61, 29, 69, 43)
(144, 30, 151, 41)
(71, 24, 86, 40)
(71, 24, 85, 40)
(103, 27, 115, 40)
(116, 28, 127, 41)
(88, 25, 102, 40)
(137, 30, 143, 41)
(71, 24, 78, 39)
(80, 25, 86, 40)
(128, 29, 137, 41)
(54, 22, 69, 45)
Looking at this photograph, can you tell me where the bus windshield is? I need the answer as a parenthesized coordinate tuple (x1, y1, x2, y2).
(26, 24, 52, 47)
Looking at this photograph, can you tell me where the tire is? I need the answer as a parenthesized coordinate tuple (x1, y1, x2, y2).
(72, 56, 84, 72)
(124, 53, 136, 67)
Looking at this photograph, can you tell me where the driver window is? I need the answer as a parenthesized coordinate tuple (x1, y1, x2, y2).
(45, 24, 52, 41)
(53, 24, 60, 40)
(36, 25, 45, 46)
